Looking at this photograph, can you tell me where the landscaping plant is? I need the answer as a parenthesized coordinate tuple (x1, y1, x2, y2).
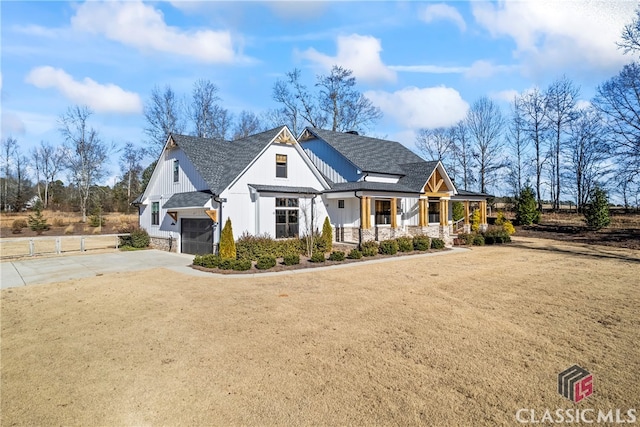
(431, 238, 445, 249)
(219, 218, 236, 259)
(328, 251, 345, 261)
(322, 217, 333, 253)
(347, 249, 362, 259)
(310, 252, 326, 263)
(584, 185, 610, 230)
(27, 201, 49, 235)
(396, 237, 414, 252)
(412, 235, 430, 251)
(283, 253, 300, 266)
(256, 255, 277, 270)
(515, 186, 540, 225)
(378, 239, 398, 255)
(360, 240, 379, 257)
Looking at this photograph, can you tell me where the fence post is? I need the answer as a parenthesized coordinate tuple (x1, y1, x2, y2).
(29, 239, 35, 256)
(55, 237, 61, 254)
(115, 235, 119, 249)
(81, 237, 85, 252)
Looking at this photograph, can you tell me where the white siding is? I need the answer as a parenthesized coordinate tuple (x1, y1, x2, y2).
(222, 142, 329, 240)
(302, 139, 360, 183)
(324, 196, 360, 227)
(364, 173, 400, 183)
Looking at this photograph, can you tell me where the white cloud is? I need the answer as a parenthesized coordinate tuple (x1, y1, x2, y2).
(71, 1, 242, 64)
(472, 1, 635, 76)
(389, 64, 469, 74)
(420, 4, 466, 32)
(490, 89, 520, 104)
(365, 86, 469, 130)
(301, 34, 396, 84)
(464, 60, 517, 79)
(25, 66, 143, 114)
(1, 111, 26, 137)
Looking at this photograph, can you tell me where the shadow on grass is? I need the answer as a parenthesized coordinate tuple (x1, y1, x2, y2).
(510, 240, 640, 264)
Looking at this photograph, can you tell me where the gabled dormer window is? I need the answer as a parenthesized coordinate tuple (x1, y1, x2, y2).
(276, 154, 287, 178)
(173, 159, 179, 183)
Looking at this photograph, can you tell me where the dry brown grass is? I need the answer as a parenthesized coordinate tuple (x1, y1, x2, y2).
(1, 238, 639, 426)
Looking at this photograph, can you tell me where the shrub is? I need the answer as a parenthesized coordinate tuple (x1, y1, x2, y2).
(88, 212, 106, 227)
(472, 235, 485, 246)
(431, 238, 445, 249)
(456, 233, 474, 245)
(309, 251, 326, 263)
(313, 234, 328, 254)
(28, 201, 49, 235)
(483, 227, 512, 244)
(236, 232, 276, 260)
(322, 217, 333, 253)
(413, 235, 430, 251)
(52, 217, 66, 227)
(256, 255, 277, 270)
(11, 219, 27, 234)
(131, 229, 150, 248)
(495, 210, 516, 235)
(347, 249, 362, 259)
(515, 186, 540, 225)
(232, 259, 252, 271)
(283, 253, 300, 266)
(452, 201, 465, 222)
(584, 185, 610, 230)
(219, 258, 234, 270)
(471, 209, 481, 233)
(360, 240, 378, 257)
(219, 218, 236, 259)
(201, 254, 221, 268)
(379, 239, 398, 255)
(396, 236, 414, 252)
(276, 238, 303, 258)
(328, 251, 345, 261)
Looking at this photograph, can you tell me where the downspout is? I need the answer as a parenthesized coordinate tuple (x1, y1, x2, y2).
(311, 193, 317, 236)
(213, 195, 223, 255)
(354, 191, 363, 248)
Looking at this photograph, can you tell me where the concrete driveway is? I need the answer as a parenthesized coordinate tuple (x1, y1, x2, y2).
(0, 250, 211, 289)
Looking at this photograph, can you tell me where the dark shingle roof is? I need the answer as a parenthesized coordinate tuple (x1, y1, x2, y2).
(163, 191, 213, 208)
(453, 189, 494, 199)
(303, 128, 425, 175)
(397, 161, 439, 192)
(171, 127, 283, 195)
(248, 184, 321, 194)
(324, 181, 418, 194)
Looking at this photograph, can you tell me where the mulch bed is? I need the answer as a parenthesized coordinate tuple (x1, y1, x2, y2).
(516, 224, 640, 250)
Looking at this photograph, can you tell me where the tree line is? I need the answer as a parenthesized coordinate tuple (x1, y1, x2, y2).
(2, 12, 640, 218)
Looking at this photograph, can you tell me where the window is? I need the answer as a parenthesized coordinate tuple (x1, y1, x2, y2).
(428, 200, 440, 223)
(275, 197, 298, 238)
(375, 200, 391, 225)
(151, 202, 160, 225)
(173, 159, 179, 183)
(276, 154, 287, 178)
(338, 200, 345, 209)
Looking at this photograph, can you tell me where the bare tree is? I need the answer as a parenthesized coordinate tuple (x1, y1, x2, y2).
(566, 107, 611, 212)
(189, 79, 232, 140)
(144, 85, 186, 156)
(618, 7, 640, 55)
(59, 105, 111, 222)
(518, 88, 549, 210)
(31, 141, 65, 208)
(119, 142, 145, 212)
(1, 136, 17, 211)
(545, 76, 580, 210)
(232, 110, 264, 140)
(505, 97, 530, 198)
(465, 97, 506, 194)
(450, 121, 475, 191)
(415, 127, 454, 163)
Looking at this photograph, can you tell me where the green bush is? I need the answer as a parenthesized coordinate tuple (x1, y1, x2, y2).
(120, 228, 150, 248)
(219, 258, 234, 270)
(378, 239, 398, 255)
(322, 217, 333, 253)
(328, 251, 345, 261)
(515, 186, 540, 225)
(456, 233, 474, 245)
(201, 254, 221, 268)
(584, 185, 610, 230)
(413, 235, 430, 251)
(347, 249, 362, 259)
(283, 253, 300, 265)
(396, 237, 414, 252)
(431, 238, 445, 249)
(219, 218, 236, 259)
(232, 259, 252, 271)
(88, 212, 106, 227)
(472, 235, 485, 246)
(27, 201, 49, 235)
(256, 255, 276, 270)
(309, 252, 326, 263)
(236, 232, 276, 260)
(277, 238, 303, 257)
(360, 240, 379, 257)
(452, 201, 465, 222)
(483, 227, 512, 245)
(11, 219, 27, 234)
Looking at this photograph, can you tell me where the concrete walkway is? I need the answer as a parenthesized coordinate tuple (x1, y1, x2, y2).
(0, 250, 211, 289)
(1, 247, 469, 289)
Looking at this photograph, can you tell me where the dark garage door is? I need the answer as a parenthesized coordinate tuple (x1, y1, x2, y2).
(181, 218, 214, 255)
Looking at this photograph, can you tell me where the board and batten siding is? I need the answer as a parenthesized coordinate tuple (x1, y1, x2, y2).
(302, 139, 360, 184)
(141, 147, 212, 241)
(222, 142, 328, 240)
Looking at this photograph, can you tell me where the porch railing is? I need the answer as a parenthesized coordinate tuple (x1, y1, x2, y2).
(0, 233, 131, 259)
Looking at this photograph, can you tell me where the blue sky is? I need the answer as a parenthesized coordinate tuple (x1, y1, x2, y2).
(1, 1, 636, 186)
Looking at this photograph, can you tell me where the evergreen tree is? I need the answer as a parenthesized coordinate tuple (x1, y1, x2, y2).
(219, 218, 236, 259)
(28, 200, 49, 235)
(515, 186, 540, 225)
(584, 185, 610, 230)
(322, 217, 333, 253)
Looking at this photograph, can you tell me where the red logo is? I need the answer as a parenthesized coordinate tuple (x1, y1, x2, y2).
(558, 365, 593, 402)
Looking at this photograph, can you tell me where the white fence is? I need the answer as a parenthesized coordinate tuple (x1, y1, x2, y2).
(0, 234, 130, 259)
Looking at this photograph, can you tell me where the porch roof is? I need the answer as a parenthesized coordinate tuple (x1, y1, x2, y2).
(163, 191, 213, 209)
(324, 181, 419, 194)
(451, 189, 494, 201)
(248, 184, 321, 195)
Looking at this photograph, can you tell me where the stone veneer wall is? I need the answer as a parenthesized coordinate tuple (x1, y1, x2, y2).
(337, 225, 454, 247)
(149, 236, 177, 253)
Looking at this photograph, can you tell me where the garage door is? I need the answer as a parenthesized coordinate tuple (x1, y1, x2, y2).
(181, 218, 214, 255)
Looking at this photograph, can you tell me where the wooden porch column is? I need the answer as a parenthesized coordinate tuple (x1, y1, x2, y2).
(464, 200, 470, 225)
(419, 198, 427, 226)
(480, 200, 488, 225)
(360, 197, 370, 229)
(391, 198, 397, 228)
(440, 199, 447, 226)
